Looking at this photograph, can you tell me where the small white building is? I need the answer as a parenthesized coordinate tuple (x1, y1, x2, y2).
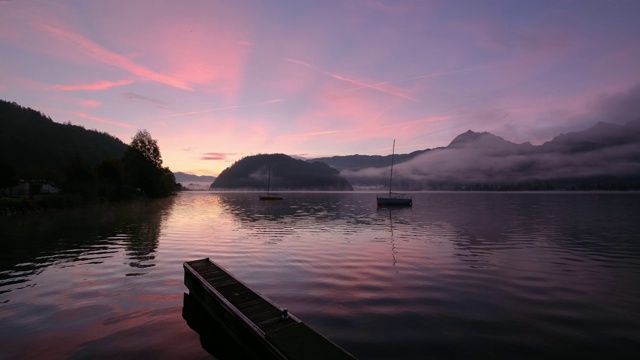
(41, 183, 60, 194)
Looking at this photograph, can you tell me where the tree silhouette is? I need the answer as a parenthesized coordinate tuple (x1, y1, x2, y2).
(0, 99, 126, 177)
(129, 130, 163, 169)
(123, 130, 176, 197)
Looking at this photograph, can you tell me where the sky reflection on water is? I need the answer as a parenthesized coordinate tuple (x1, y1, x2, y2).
(1, 192, 639, 359)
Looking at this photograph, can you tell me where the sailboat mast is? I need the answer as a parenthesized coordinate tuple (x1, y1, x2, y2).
(267, 165, 271, 195)
(389, 139, 395, 196)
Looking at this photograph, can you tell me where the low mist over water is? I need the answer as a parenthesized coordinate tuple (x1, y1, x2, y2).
(1, 192, 639, 359)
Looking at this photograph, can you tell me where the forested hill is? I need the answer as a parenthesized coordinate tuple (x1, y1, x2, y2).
(0, 99, 127, 177)
(211, 153, 353, 191)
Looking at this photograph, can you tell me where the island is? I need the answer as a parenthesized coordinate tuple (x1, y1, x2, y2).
(210, 154, 353, 191)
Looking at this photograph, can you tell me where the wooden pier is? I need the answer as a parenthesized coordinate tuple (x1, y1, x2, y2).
(183, 258, 356, 360)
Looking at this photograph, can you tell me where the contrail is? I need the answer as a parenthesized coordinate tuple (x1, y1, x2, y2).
(284, 58, 417, 101)
(346, 64, 504, 92)
(160, 99, 284, 119)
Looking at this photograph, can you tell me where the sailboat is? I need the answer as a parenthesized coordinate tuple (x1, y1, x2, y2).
(259, 165, 283, 201)
(377, 139, 412, 207)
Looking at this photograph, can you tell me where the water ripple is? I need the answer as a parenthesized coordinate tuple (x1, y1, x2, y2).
(1, 192, 639, 359)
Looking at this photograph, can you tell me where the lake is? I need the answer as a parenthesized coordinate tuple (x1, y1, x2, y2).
(1, 191, 639, 359)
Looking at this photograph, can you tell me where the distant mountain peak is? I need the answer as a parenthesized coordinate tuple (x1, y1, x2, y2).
(174, 172, 216, 183)
(592, 121, 620, 131)
(448, 130, 510, 148)
(547, 121, 631, 146)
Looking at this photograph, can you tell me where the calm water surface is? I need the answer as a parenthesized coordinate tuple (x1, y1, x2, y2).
(1, 192, 639, 359)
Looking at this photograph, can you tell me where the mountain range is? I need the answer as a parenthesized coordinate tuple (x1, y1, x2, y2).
(313, 119, 640, 190)
(174, 172, 217, 190)
(3, 98, 638, 191)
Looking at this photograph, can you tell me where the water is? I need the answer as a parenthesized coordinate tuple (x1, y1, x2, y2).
(1, 192, 639, 359)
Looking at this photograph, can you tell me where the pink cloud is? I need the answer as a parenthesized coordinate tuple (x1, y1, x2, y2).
(200, 152, 236, 161)
(53, 79, 133, 91)
(184, 169, 219, 177)
(283, 73, 462, 149)
(105, 5, 255, 101)
(143, 29, 244, 95)
(33, 22, 192, 90)
(297, 78, 409, 136)
(5, 2, 256, 102)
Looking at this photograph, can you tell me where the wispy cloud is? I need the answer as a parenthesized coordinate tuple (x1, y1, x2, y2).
(77, 112, 135, 129)
(52, 79, 133, 91)
(200, 152, 237, 161)
(35, 22, 192, 90)
(121, 92, 169, 109)
(284, 57, 416, 101)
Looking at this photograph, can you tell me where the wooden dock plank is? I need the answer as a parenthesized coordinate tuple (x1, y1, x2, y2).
(184, 258, 356, 360)
(237, 300, 273, 313)
(234, 292, 262, 304)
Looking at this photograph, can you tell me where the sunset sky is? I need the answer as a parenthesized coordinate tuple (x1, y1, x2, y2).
(2, 0, 640, 176)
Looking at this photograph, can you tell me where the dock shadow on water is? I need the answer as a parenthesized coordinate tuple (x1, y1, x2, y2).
(182, 293, 262, 359)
